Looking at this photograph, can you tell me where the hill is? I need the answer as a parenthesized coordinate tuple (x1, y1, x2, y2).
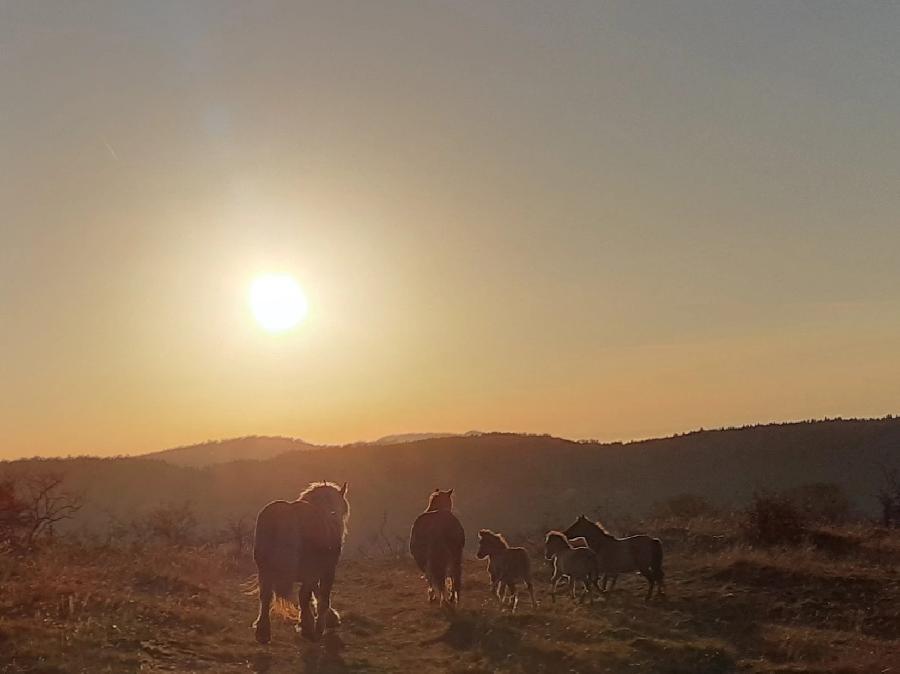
(139, 436, 321, 467)
(2, 417, 898, 551)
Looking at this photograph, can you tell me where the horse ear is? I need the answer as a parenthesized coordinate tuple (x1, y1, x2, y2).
(447, 488, 453, 496)
(340, 482, 348, 496)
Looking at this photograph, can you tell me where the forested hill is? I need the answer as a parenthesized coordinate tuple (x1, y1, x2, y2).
(139, 435, 320, 466)
(3, 417, 898, 551)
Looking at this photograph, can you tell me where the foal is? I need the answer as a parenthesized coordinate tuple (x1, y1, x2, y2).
(544, 531, 599, 604)
(476, 529, 536, 611)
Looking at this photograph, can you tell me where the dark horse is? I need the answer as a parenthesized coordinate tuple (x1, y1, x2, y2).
(563, 514, 665, 600)
(409, 488, 465, 606)
(252, 481, 349, 642)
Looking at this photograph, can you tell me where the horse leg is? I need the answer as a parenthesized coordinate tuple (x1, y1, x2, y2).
(509, 583, 519, 612)
(315, 571, 335, 638)
(585, 577, 594, 605)
(298, 583, 316, 640)
(549, 570, 558, 603)
(640, 569, 654, 601)
(526, 579, 537, 608)
(569, 577, 576, 601)
(253, 573, 273, 644)
(450, 555, 462, 606)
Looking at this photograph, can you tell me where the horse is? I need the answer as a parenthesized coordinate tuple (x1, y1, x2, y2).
(409, 488, 465, 606)
(548, 535, 591, 593)
(251, 481, 349, 643)
(562, 514, 665, 600)
(544, 531, 599, 604)
(476, 529, 536, 611)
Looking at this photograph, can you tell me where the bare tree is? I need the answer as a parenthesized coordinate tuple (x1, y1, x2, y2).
(222, 515, 252, 554)
(0, 472, 84, 550)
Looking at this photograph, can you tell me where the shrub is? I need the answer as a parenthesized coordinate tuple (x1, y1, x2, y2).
(786, 482, 851, 524)
(143, 501, 197, 546)
(741, 492, 806, 546)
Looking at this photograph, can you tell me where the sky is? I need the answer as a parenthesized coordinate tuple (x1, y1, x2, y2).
(2, 1, 899, 458)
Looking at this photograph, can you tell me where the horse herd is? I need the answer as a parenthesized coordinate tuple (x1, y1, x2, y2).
(251, 482, 665, 643)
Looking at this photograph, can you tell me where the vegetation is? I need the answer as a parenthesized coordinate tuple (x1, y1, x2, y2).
(1, 513, 898, 672)
(3, 417, 899, 554)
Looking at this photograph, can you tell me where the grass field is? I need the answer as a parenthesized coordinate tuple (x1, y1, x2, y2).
(2, 521, 899, 673)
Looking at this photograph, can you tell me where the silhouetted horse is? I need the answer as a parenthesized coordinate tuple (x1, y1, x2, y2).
(563, 515, 665, 600)
(252, 481, 349, 642)
(476, 529, 536, 610)
(409, 488, 464, 606)
(544, 531, 599, 604)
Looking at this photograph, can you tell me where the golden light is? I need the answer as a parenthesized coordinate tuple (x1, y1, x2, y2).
(249, 274, 309, 333)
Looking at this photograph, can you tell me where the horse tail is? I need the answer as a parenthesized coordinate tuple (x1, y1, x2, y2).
(650, 538, 664, 582)
(242, 574, 260, 596)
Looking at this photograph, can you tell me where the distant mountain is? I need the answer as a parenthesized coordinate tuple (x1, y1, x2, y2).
(373, 431, 483, 445)
(140, 435, 320, 467)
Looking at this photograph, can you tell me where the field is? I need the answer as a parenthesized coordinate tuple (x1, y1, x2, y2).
(2, 519, 899, 673)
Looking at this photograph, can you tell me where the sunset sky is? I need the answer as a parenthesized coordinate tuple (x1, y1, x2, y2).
(2, 2, 899, 458)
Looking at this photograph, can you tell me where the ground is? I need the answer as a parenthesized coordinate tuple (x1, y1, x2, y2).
(1, 523, 899, 673)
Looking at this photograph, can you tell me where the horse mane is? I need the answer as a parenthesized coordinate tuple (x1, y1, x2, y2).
(297, 481, 350, 543)
(545, 530, 572, 548)
(478, 528, 509, 548)
(590, 518, 612, 536)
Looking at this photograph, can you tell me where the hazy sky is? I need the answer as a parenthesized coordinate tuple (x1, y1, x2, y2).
(2, 2, 899, 458)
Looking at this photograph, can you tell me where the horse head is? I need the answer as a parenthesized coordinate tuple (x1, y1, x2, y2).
(476, 529, 506, 559)
(299, 481, 350, 542)
(562, 514, 594, 540)
(544, 530, 569, 559)
(427, 488, 453, 512)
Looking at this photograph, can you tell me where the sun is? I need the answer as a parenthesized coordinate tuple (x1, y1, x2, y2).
(249, 274, 309, 333)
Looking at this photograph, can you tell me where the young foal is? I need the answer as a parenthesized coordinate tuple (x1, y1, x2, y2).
(476, 529, 536, 611)
(544, 531, 599, 604)
(563, 515, 665, 600)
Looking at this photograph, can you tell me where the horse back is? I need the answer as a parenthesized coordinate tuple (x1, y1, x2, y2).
(498, 547, 532, 583)
(254, 499, 340, 572)
(409, 510, 465, 572)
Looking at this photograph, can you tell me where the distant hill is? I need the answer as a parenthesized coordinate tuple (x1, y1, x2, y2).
(3, 418, 899, 550)
(139, 435, 320, 467)
(373, 431, 483, 445)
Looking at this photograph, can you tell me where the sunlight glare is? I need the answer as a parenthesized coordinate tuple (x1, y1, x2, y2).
(249, 274, 309, 333)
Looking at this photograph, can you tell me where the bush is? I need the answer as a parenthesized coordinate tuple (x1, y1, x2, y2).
(741, 492, 806, 546)
(786, 482, 851, 524)
(143, 501, 197, 546)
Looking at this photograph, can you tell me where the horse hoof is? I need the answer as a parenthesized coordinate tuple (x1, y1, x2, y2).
(254, 626, 271, 645)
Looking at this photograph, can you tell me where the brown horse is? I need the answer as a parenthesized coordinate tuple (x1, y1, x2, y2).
(409, 488, 464, 606)
(476, 529, 536, 610)
(562, 515, 665, 600)
(252, 481, 349, 642)
(544, 531, 599, 604)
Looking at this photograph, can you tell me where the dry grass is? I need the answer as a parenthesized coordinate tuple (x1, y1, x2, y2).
(1, 523, 899, 673)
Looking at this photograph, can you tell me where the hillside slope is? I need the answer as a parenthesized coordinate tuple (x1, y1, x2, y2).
(140, 436, 320, 467)
(2, 418, 898, 549)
